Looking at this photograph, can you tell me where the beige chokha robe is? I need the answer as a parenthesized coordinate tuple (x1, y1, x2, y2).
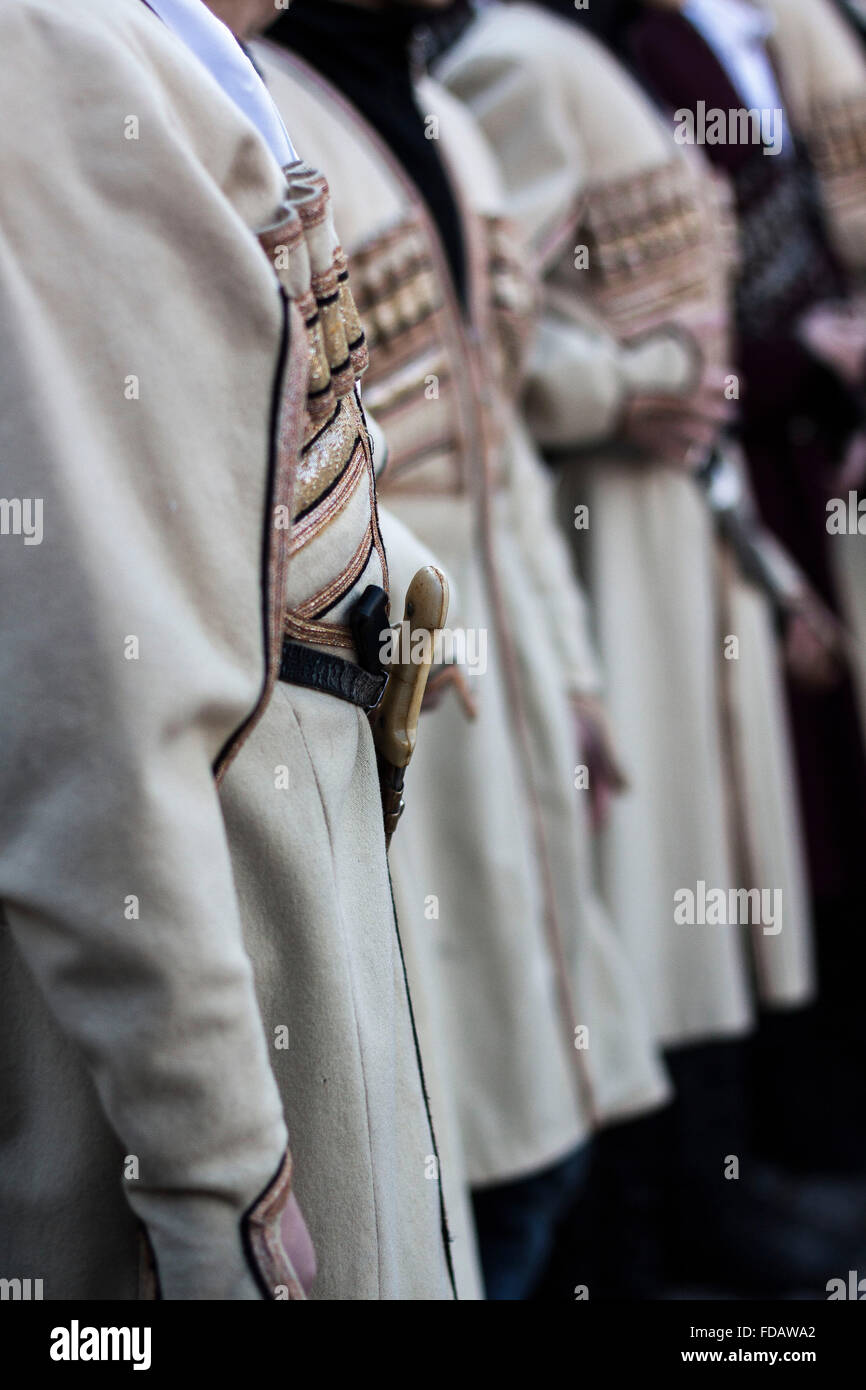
(440, 2, 815, 1047)
(764, 0, 866, 738)
(254, 41, 668, 1218)
(0, 0, 453, 1302)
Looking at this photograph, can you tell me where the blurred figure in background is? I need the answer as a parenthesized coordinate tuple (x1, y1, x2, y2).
(439, 0, 866, 1295)
(623, 0, 866, 1179)
(255, 0, 670, 1299)
(765, 0, 866, 796)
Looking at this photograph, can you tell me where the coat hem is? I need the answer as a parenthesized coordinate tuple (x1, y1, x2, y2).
(466, 1121, 591, 1192)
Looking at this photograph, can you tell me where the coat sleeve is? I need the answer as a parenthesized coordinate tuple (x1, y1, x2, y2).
(377, 505, 458, 625)
(439, 6, 697, 453)
(435, 7, 588, 252)
(0, 2, 300, 1300)
(523, 303, 696, 450)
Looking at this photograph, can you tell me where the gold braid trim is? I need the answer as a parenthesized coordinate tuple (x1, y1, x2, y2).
(574, 157, 736, 333)
(811, 92, 866, 179)
(810, 92, 866, 224)
(485, 214, 540, 393)
(350, 219, 443, 353)
(258, 180, 382, 661)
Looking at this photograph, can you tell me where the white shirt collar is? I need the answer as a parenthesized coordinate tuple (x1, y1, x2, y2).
(682, 0, 790, 152)
(684, 0, 774, 47)
(145, 0, 297, 166)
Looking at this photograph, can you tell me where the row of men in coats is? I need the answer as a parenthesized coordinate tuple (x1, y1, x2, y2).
(1, 0, 865, 1299)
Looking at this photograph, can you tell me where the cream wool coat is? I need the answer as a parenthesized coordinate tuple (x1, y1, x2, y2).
(440, 2, 815, 1047)
(254, 42, 668, 1210)
(0, 0, 453, 1302)
(764, 0, 866, 736)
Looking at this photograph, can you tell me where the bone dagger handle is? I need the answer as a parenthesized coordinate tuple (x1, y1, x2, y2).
(372, 565, 449, 845)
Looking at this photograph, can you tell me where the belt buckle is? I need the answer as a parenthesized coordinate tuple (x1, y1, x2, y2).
(366, 669, 390, 714)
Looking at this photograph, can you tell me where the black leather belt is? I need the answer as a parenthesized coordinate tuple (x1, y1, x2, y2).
(278, 640, 388, 711)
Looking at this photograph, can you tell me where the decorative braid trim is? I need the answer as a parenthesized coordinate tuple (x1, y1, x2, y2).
(811, 92, 866, 179)
(577, 158, 734, 310)
(283, 611, 355, 649)
(292, 523, 375, 622)
(485, 214, 540, 392)
(243, 1150, 306, 1301)
(810, 92, 866, 224)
